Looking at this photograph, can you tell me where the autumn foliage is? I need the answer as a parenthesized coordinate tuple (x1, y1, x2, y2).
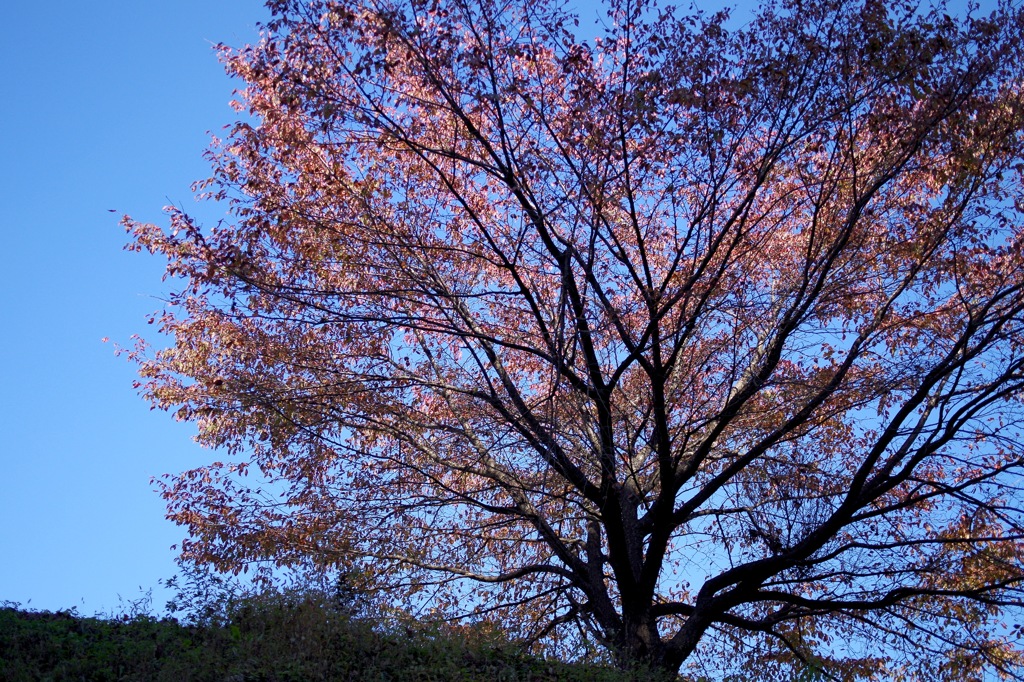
(126, 0, 1024, 677)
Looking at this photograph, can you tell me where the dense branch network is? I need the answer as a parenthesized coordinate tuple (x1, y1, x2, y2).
(126, 0, 1024, 677)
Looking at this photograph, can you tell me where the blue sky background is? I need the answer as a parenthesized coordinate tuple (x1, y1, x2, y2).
(0, 0, 269, 615)
(0, 0, 993, 619)
(0, 0, 640, 620)
(0, 0, 626, 619)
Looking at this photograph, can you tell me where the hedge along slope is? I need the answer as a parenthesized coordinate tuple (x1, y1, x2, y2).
(0, 600, 672, 682)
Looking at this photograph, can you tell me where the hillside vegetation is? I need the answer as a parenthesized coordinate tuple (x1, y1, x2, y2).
(0, 588, 672, 682)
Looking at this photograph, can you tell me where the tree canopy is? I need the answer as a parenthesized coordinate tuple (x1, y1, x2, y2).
(126, 0, 1024, 677)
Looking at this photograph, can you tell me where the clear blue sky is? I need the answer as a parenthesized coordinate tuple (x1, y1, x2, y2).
(0, 0, 269, 616)
(0, 0, 991, 619)
(0, 0, 662, 620)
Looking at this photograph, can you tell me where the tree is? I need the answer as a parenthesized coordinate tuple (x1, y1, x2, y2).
(125, 0, 1024, 677)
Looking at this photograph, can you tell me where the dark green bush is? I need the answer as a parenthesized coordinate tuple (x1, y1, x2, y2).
(0, 592, 671, 682)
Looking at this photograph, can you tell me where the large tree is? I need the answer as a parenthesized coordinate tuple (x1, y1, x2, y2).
(126, 0, 1024, 677)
